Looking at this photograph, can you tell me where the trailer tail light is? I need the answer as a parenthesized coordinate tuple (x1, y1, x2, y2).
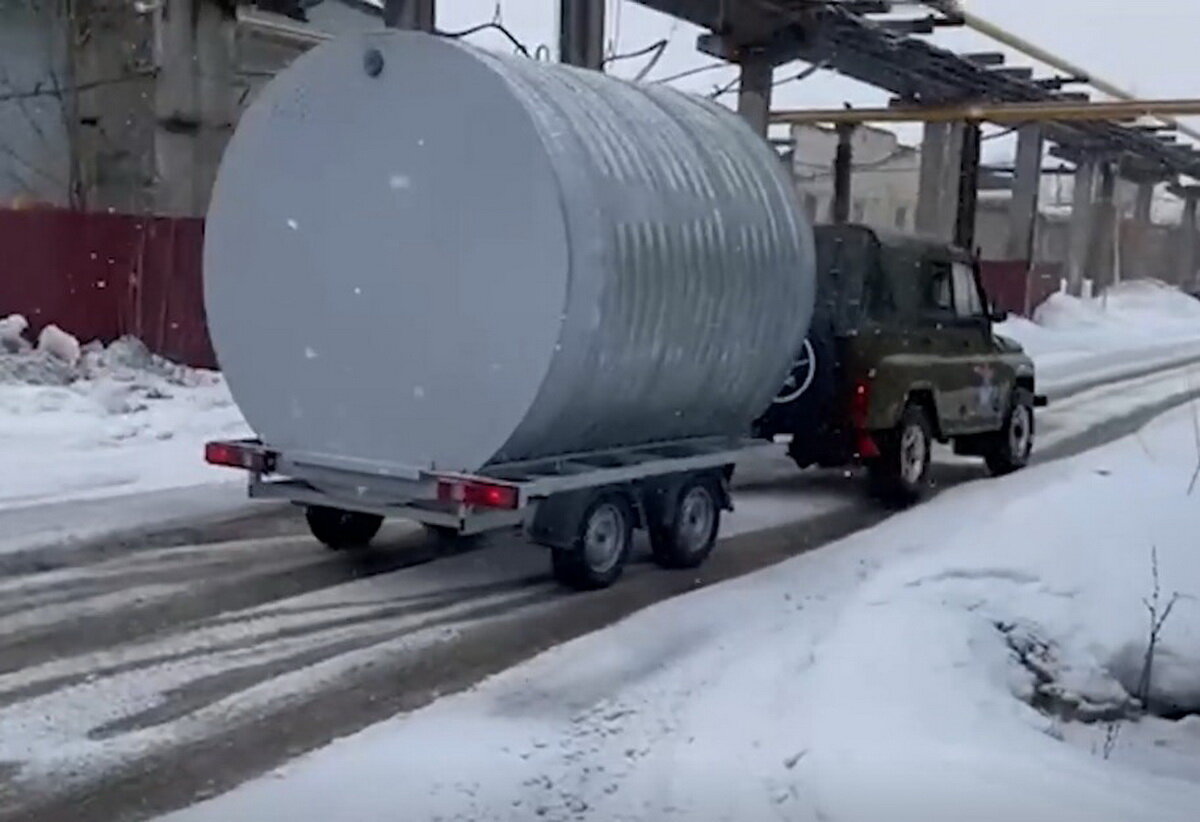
(437, 479, 520, 510)
(205, 441, 275, 473)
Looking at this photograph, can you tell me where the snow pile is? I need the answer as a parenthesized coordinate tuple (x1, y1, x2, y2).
(0, 318, 249, 510)
(997, 280, 1200, 391)
(164, 405, 1200, 822)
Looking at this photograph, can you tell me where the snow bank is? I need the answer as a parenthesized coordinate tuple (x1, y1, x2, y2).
(163, 405, 1200, 822)
(0, 330, 249, 512)
(997, 280, 1200, 391)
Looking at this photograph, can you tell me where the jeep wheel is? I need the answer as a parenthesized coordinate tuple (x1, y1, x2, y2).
(985, 389, 1034, 476)
(868, 404, 932, 506)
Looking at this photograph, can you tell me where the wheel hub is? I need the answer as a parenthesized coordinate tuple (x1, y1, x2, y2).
(676, 486, 715, 551)
(1009, 405, 1032, 457)
(583, 504, 625, 574)
(900, 424, 927, 485)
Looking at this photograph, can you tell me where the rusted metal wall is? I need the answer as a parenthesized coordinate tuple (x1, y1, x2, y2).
(0, 207, 215, 368)
(980, 260, 1062, 318)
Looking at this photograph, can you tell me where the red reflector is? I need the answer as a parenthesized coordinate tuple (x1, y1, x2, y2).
(437, 479, 519, 510)
(856, 430, 881, 460)
(205, 441, 273, 472)
(850, 378, 871, 430)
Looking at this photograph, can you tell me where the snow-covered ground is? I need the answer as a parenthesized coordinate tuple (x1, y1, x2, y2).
(997, 280, 1200, 395)
(1, 280, 1198, 552)
(164, 402, 1200, 822)
(0, 321, 248, 520)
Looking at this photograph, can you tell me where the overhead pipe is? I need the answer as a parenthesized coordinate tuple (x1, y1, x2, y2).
(955, 9, 1200, 145)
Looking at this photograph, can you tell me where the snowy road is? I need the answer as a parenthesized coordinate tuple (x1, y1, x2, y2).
(2, 357, 1200, 822)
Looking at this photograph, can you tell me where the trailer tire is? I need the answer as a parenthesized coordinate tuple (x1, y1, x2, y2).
(649, 477, 721, 569)
(305, 506, 383, 550)
(551, 493, 633, 590)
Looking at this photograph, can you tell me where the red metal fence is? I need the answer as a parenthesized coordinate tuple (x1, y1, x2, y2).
(0, 207, 216, 368)
(979, 260, 1062, 317)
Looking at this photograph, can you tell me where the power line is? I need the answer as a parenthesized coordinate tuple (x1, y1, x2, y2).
(651, 61, 727, 85)
(0, 72, 155, 104)
(435, 21, 531, 58)
(709, 60, 829, 100)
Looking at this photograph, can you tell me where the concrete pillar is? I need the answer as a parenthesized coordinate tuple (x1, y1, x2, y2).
(1090, 162, 1118, 290)
(559, 0, 605, 70)
(831, 124, 854, 224)
(736, 58, 773, 138)
(1134, 182, 1155, 224)
(1179, 194, 1199, 288)
(915, 121, 965, 242)
(154, 0, 237, 217)
(1005, 124, 1044, 261)
(1127, 181, 1156, 281)
(383, 0, 435, 30)
(1065, 158, 1100, 294)
(71, 0, 156, 213)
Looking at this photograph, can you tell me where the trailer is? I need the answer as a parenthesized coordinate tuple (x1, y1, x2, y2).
(200, 33, 817, 591)
(205, 435, 768, 589)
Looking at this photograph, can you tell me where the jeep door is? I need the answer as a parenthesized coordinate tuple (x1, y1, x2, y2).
(950, 261, 1008, 430)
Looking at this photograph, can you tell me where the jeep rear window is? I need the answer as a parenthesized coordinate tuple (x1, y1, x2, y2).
(814, 229, 894, 333)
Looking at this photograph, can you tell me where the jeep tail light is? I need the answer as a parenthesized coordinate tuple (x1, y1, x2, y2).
(437, 479, 520, 510)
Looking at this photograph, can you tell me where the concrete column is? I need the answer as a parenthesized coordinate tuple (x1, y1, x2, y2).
(154, 0, 237, 217)
(1179, 194, 1199, 288)
(559, 0, 605, 70)
(1127, 181, 1156, 281)
(915, 121, 965, 242)
(736, 58, 773, 138)
(831, 124, 854, 224)
(383, 0, 435, 31)
(1065, 158, 1100, 294)
(1134, 182, 1155, 224)
(1091, 162, 1118, 290)
(1005, 124, 1044, 261)
(71, 0, 156, 213)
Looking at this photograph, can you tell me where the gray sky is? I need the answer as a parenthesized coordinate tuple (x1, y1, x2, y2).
(437, 0, 1198, 154)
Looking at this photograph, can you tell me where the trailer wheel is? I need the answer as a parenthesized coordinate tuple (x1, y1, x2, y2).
(551, 494, 633, 590)
(305, 506, 383, 550)
(649, 477, 721, 569)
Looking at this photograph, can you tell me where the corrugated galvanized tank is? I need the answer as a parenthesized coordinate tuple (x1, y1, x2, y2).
(204, 31, 815, 476)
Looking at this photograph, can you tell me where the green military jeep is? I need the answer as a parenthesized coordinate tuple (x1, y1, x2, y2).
(756, 224, 1045, 503)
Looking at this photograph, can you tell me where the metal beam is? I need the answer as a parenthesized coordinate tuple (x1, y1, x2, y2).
(383, 0, 434, 31)
(772, 98, 1200, 125)
(955, 122, 982, 250)
(560, 0, 605, 70)
(737, 57, 773, 137)
(832, 124, 855, 224)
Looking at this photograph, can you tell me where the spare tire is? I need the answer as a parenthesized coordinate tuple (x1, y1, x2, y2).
(754, 313, 839, 445)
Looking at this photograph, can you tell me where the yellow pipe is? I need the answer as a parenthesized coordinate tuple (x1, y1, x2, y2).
(958, 9, 1200, 144)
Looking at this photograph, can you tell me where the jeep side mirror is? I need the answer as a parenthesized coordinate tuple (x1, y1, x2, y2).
(988, 307, 1008, 324)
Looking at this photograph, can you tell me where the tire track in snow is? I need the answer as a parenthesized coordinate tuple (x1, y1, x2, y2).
(3, 361, 1200, 822)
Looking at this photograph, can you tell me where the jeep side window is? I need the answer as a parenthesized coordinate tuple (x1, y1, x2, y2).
(952, 262, 984, 319)
(925, 262, 954, 316)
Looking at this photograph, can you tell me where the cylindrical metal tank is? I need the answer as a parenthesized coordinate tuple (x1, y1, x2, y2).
(204, 31, 815, 475)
